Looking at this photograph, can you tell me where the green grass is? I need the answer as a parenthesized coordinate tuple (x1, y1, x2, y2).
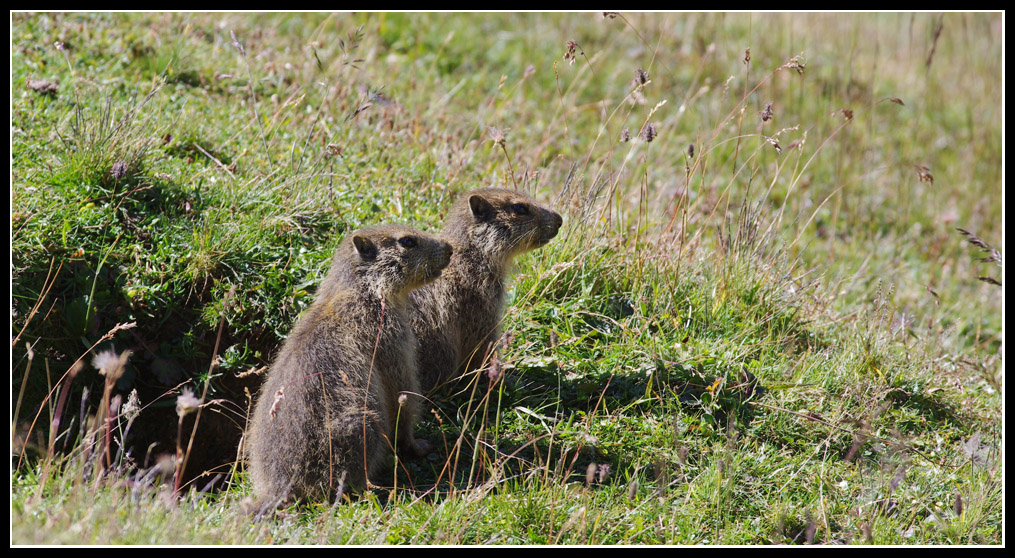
(11, 12, 1002, 545)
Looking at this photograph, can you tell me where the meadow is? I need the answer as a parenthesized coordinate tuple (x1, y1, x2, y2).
(10, 12, 1003, 544)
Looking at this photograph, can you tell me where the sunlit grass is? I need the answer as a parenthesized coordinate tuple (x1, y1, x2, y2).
(11, 12, 1002, 545)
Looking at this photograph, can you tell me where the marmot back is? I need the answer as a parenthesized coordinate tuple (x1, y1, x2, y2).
(411, 188, 562, 393)
(246, 224, 452, 511)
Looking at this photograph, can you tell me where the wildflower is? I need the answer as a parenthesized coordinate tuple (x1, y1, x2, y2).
(620, 129, 631, 142)
(112, 160, 128, 180)
(640, 123, 657, 143)
(760, 102, 774, 122)
(176, 387, 201, 418)
(93, 350, 120, 376)
(123, 389, 141, 423)
(93, 349, 131, 382)
(487, 126, 507, 146)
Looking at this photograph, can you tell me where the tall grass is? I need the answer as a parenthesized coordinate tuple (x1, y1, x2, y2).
(11, 12, 1002, 544)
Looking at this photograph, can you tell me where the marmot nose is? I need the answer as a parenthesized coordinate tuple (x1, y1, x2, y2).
(547, 212, 563, 236)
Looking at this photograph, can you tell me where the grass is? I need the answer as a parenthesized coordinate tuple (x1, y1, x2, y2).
(11, 12, 1002, 545)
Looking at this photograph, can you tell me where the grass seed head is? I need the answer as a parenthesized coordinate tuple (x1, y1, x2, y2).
(563, 41, 581, 65)
(229, 30, 246, 57)
(787, 55, 806, 74)
(640, 123, 657, 143)
(111, 160, 127, 180)
(915, 165, 934, 184)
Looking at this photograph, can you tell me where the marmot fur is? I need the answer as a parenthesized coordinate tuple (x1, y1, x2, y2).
(247, 224, 452, 509)
(411, 189, 562, 393)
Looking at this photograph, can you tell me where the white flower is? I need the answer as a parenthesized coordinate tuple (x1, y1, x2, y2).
(176, 388, 201, 418)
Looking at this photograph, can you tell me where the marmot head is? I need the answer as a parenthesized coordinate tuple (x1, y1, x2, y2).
(336, 224, 453, 298)
(446, 189, 563, 261)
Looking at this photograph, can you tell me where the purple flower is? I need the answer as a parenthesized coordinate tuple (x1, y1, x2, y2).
(112, 160, 127, 180)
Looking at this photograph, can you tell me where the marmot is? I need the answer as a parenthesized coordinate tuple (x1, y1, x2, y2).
(411, 188, 563, 393)
(247, 224, 452, 509)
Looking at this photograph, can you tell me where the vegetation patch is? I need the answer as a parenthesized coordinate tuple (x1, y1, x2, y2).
(12, 12, 1002, 545)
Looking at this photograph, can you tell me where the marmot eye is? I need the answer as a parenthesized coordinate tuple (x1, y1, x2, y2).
(510, 203, 529, 215)
(398, 236, 417, 248)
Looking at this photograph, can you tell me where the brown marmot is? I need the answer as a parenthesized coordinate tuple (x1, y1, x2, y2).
(246, 224, 452, 509)
(410, 188, 563, 393)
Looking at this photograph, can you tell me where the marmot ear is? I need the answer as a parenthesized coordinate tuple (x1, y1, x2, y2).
(469, 194, 495, 221)
(353, 235, 377, 260)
